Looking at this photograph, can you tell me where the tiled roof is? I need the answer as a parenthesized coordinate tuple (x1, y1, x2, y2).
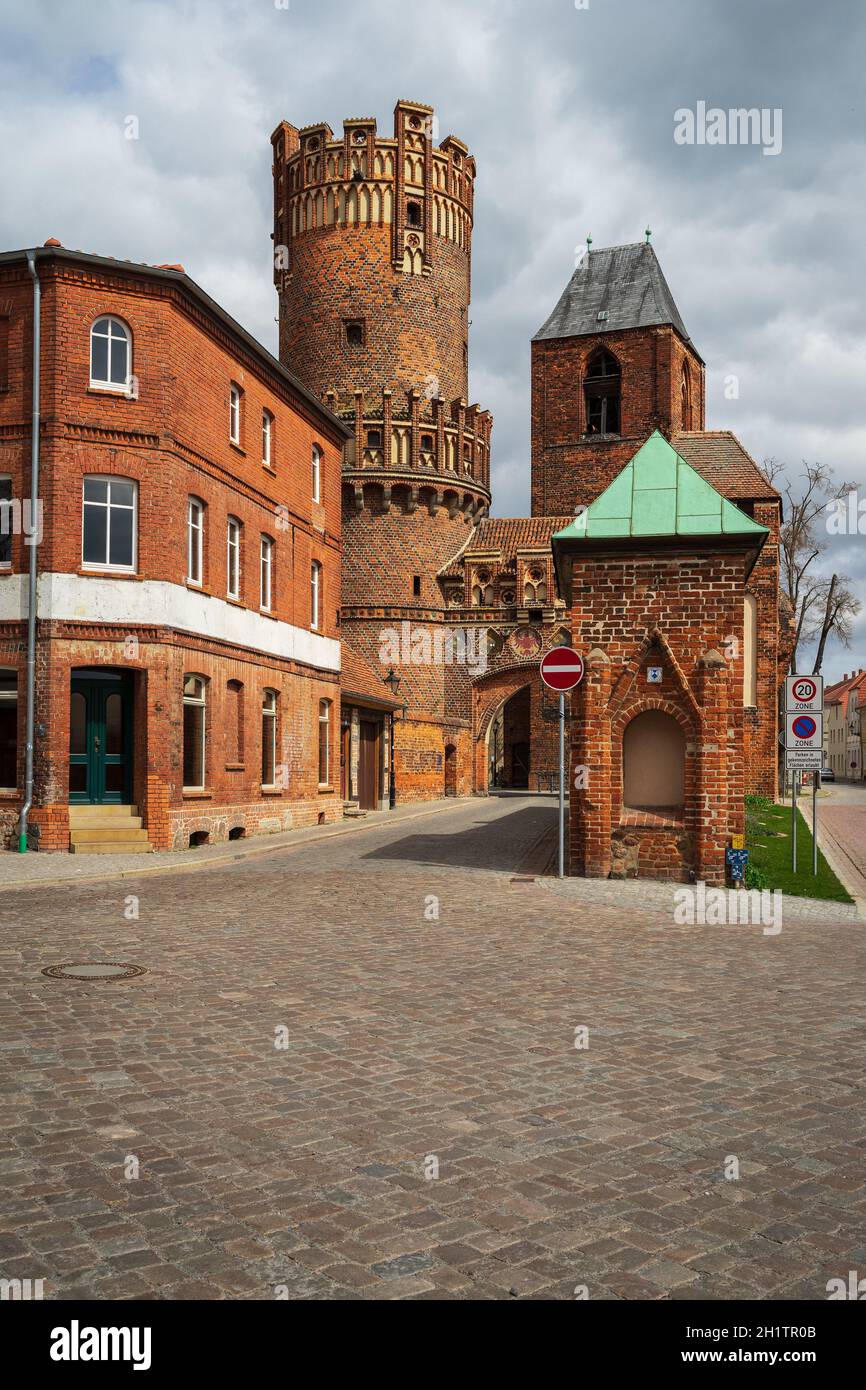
(672, 431, 779, 502)
(438, 516, 571, 578)
(340, 641, 402, 709)
(824, 670, 866, 715)
(533, 242, 696, 352)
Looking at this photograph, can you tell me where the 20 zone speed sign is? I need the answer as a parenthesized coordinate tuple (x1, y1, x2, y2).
(785, 674, 823, 714)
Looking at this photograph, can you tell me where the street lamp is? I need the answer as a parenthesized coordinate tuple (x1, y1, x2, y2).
(383, 667, 401, 809)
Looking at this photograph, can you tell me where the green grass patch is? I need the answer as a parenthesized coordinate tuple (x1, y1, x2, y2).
(745, 800, 853, 903)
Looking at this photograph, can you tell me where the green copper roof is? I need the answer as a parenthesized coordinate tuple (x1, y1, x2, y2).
(553, 432, 769, 542)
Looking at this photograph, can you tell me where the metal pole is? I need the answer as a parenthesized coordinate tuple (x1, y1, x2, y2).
(388, 711, 396, 810)
(558, 690, 565, 879)
(791, 769, 797, 873)
(812, 774, 818, 875)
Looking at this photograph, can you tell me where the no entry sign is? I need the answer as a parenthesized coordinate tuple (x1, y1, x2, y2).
(540, 646, 584, 692)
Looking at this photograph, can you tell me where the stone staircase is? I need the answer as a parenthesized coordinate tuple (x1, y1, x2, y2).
(68, 805, 153, 854)
(342, 800, 367, 818)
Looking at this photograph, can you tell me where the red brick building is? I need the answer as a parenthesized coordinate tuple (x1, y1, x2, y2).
(271, 100, 494, 802)
(271, 105, 785, 865)
(533, 240, 785, 833)
(0, 242, 348, 852)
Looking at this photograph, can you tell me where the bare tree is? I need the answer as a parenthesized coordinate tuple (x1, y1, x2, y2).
(761, 458, 861, 673)
(812, 574, 860, 674)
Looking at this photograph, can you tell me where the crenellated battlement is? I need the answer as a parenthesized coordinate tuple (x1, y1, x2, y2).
(271, 99, 476, 286)
(330, 386, 492, 499)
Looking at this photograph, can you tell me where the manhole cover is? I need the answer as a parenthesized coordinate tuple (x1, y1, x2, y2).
(41, 962, 147, 981)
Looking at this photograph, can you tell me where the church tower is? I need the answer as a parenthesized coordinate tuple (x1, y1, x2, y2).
(531, 240, 706, 516)
(271, 100, 492, 800)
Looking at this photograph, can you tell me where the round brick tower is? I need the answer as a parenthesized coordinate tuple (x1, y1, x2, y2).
(271, 100, 493, 802)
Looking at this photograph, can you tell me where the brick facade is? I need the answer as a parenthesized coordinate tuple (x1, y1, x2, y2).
(563, 548, 757, 883)
(0, 245, 348, 850)
(272, 103, 784, 847)
(531, 323, 705, 517)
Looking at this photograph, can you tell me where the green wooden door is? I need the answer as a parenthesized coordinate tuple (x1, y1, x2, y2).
(69, 674, 132, 804)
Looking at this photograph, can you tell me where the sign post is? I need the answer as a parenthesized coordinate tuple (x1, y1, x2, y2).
(540, 647, 584, 879)
(784, 675, 824, 877)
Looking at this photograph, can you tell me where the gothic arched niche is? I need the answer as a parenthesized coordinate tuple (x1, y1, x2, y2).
(622, 710, 685, 811)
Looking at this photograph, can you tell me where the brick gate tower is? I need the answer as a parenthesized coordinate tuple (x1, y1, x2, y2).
(271, 100, 492, 800)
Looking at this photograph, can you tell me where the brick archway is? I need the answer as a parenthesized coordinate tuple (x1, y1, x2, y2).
(472, 667, 554, 794)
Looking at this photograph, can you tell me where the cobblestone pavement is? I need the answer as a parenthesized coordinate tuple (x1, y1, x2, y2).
(814, 784, 866, 904)
(1, 794, 864, 1301)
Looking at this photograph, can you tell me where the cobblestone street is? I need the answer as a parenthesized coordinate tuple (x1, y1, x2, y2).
(1, 794, 864, 1301)
(816, 784, 866, 903)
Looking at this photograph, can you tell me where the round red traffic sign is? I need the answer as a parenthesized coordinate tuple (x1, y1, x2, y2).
(540, 646, 584, 691)
(791, 677, 817, 703)
(792, 714, 817, 740)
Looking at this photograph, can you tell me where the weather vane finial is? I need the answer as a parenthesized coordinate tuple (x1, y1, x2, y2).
(645, 226, 652, 243)
(586, 233, 592, 250)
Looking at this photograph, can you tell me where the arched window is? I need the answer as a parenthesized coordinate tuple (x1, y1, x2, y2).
(182, 676, 207, 790)
(90, 316, 131, 390)
(261, 689, 278, 786)
(584, 348, 621, 436)
(523, 566, 547, 605)
(622, 710, 685, 812)
(473, 570, 493, 606)
(681, 362, 692, 430)
(743, 595, 758, 707)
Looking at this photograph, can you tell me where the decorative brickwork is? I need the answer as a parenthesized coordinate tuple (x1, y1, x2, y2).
(0, 246, 347, 850)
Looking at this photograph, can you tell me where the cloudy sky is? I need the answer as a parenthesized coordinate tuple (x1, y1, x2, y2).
(2, 0, 864, 678)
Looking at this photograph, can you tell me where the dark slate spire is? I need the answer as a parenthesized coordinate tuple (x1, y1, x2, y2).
(533, 241, 699, 356)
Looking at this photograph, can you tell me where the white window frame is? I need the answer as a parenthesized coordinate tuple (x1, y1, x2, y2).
(262, 410, 273, 468)
(318, 698, 330, 787)
(187, 497, 204, 586)
(260, 535, 273, 612)
(182, 675, 207, 791)
(261, 688, 277, 787)
(229, 383, 241, 445)
(312, 444, 321, 503)
(226, 516, 241, 600)
(310, 559, 321, 630)
(89, 315, 131, 393)
(81, 475, 137, 572)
